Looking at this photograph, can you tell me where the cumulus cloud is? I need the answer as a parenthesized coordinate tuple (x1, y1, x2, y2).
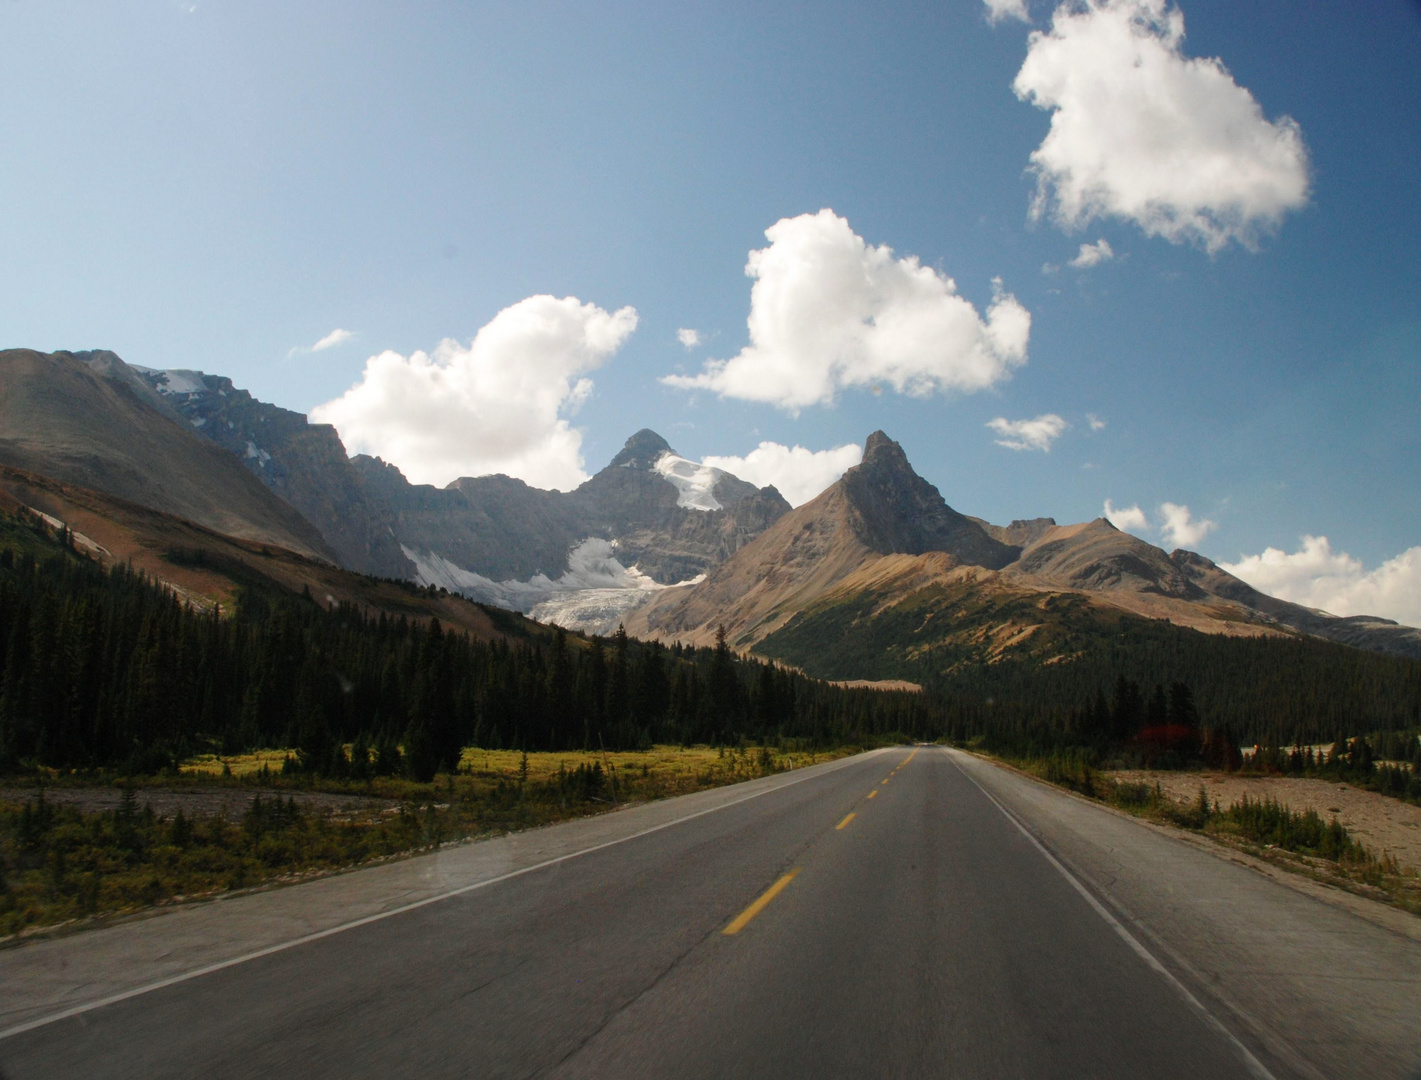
(1069, 239, 1114, 268)
(311, 295, 637, 491)
(677, 328, 701, 349)
(1013, 0, 1310, 252)
(288, 328, 355, 357)
(1221, 537, 1421, 629)
(987, 413, 1068, 452)
(702, 441, 864, 508)
(985, 0, 1031, 25)
(1087, 413, 1106, 431)
(1104, 499, 1149, 533)
(1159, 501, 1215, 547)
(661, 209, 1030, 411)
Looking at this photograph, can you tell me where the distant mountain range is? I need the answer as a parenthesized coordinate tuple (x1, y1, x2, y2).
(2, 348, 1418, 675)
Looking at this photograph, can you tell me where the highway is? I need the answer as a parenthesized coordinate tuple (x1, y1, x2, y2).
(2, 747, 1419, 1079)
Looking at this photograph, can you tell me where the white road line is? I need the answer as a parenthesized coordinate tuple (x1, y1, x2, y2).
(949, 750, 1280, 1080)
(0, 748, 890, 1043)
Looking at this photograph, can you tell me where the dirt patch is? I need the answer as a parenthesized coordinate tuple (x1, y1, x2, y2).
(1111, 770, 1421, 873)
(830, 679, 923, 692)
(0, 787, 398, 821)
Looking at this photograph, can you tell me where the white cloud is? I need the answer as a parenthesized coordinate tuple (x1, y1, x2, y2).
(702, 441, 864, 508)
(987, 413, 1067, 452)
(677, 328, 701, 349)
(661, 209, 1030, 411)
(985, 0, 1031, 25)
(1221, 536, 1421, 629)
(1103, 499, 1148, 532)
(312, 328, 355, 351)
(1069, 239, 1114, 268)
(1087, 412, 1106, 431)
(1013, 0, 1310, 253)
(1159, 501, 1215, 547)
(310, 295, 637, 491)
(288, 328, 355, 357)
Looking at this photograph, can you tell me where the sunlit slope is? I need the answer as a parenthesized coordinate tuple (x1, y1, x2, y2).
(0, 349, 337, 562)
(751, 550, 1421, 737)
(0, 465, 540, 643)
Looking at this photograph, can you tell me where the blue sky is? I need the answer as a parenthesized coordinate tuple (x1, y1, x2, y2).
(3, 1, 1419, 621)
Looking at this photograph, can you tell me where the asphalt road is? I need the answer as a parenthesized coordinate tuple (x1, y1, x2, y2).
(2, 747, 1418, 1079)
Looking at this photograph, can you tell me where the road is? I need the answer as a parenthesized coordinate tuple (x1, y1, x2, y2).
(2, 747, 1419, 1079)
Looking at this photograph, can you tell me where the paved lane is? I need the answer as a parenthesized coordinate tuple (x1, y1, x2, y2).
(1, 748, 1416, 1078)
(551, 747, 1253, 1079)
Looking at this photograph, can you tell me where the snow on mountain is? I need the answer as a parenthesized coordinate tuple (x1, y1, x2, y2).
(140, 368, 210, 397)
(402, 537, 703, 634)
(653, 452, 726, 512)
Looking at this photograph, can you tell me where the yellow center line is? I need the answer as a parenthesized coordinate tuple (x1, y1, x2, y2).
(881, 778, 889, 785)
(867, 790, 877, 799)
(836, 812, 856, 830)
(723, 870, 800, 935)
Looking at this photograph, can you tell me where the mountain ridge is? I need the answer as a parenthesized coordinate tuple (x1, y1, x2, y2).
(3, 349, 1414, 663)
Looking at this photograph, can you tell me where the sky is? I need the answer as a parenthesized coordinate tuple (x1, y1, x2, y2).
(2, 0, 1419, 624)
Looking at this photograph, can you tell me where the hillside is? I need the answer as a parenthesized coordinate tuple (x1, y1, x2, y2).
(0, 350, 337, 563)
(0, 465, 538, 643)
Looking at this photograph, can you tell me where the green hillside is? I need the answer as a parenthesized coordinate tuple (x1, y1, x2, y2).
(754, 576, 1421, 747)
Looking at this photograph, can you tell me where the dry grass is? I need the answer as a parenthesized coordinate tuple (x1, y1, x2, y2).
(181, 750, 294, 779)
(456, 744, 840, 800)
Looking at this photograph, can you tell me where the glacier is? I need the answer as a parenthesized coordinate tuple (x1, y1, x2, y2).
(402, 537, 702, 635)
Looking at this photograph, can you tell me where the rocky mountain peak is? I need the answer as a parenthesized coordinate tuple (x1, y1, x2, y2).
(861, 430, 908, 468)
(608, 429, 675, 471)
(838, 431, 1018, 569)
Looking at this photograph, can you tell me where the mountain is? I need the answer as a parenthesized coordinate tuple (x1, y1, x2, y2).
(627, 430, 1421, 668)
(1169, 548, 1421, 658)
(10, 351, 1413, 664)
(53, 357, 791, 630)
(380, 430, 791, 631)
(625, 431, 1017, 647)
(137, 368, 413, 578)
(0, 350, 337, 563)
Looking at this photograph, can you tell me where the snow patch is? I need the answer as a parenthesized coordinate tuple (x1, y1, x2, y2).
(654, 453, 725, 512)
(150, 369, 208, 396)
(29, 511, 111, 558)
(402, 538, 701, 635)
(244, 441, 272, 464)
